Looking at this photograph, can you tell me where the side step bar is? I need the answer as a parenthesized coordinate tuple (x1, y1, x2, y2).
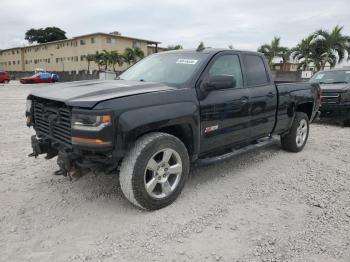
(196, 136, 278, 166)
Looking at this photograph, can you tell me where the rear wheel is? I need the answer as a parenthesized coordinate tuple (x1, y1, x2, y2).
(119, 132, 190, 210)
(281, 112, 309, 152)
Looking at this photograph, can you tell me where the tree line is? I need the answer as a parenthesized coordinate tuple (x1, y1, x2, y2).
(257, 25, 350, 71)
(82, 47, 144, 72)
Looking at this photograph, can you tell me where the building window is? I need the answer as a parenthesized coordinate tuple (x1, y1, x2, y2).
(91, 37, 95, 44)
(74, 56, 78, 62)
(106, 37, 116, 44)
(80, 39, 86, 45)
(17, 60, 20, 64)
(8, 61, 11, 65)
(133, 40, 141, 48)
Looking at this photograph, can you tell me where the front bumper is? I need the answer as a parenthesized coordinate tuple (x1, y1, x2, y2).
(319, 103, 350, 120)
(29, 135, 120, 174)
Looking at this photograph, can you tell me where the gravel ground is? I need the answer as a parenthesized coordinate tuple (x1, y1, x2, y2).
(0, 83, 349, 262)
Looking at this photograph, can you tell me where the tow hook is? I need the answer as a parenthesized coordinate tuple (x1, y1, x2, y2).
(28, 135, 58, 159)
(28, 135, 42, 158)
(55, 151, 73, 181)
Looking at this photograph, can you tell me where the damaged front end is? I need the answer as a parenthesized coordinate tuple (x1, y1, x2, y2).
(26, 96, 118, 179)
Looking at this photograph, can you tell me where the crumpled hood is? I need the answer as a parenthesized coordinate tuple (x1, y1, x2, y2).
(320, 83, 350, 93)
(29, 80, 176, 108)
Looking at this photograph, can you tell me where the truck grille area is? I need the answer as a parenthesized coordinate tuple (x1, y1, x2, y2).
(321, 93, 340, 104)
(33, 99, 72, 145)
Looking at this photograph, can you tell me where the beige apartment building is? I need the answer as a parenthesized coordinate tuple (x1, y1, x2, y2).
(0, 33, 164, 72)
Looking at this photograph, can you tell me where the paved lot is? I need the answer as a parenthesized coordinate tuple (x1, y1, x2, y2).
(0, 83, 349, 262)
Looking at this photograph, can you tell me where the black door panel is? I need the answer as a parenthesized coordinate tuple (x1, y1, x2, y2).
(198, 52, 251, 154)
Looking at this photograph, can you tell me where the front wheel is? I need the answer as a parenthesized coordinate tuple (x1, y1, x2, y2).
(281, 112, 310, 152)
(3, 80, 9, 84)
(119, 132, 190, 210)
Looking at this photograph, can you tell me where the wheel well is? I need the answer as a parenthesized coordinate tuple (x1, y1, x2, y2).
(136, 125, 194, 156)
(296, 102, 313, 120)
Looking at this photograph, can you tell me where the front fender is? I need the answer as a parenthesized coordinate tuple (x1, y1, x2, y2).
(116, 102, 200, 158)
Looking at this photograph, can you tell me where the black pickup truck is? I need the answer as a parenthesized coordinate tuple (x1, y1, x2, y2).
(26, 49, 320, 210)
(310, 69, 350, 126)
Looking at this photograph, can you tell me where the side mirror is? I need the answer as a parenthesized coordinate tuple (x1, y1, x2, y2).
(203, 75, 236, 91)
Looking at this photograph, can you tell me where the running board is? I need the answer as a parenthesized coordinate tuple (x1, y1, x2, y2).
(196, 136, 278, 166)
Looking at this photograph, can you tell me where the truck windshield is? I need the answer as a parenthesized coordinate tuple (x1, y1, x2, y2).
(118, 52, 208, 85)
(310, 70, 350, 84)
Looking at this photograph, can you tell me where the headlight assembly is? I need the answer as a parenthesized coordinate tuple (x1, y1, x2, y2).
(26, 99, 32, 113)
(341, 92, 350, 103)
(71, 114, 112, 131)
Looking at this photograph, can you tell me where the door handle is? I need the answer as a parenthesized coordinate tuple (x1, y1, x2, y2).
(240, 96, 248, 104)
(267, 92, 275, 98)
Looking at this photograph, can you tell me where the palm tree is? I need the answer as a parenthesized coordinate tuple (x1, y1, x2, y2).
(82, 54, 95, 72)
(133, 46, 144, 61)
(196, 42, 205, 51)
(167, 44, 183, 50)
(291, 35, 314, 70)
(257, 37, 289, 67)
(313, 25, 350, 69)
(93, 51, 104, 71)
(101, 50, 111, 70)
(109, 50, 124, 71)
(280, 47, 291, 71)
(123, 47, 145, 65)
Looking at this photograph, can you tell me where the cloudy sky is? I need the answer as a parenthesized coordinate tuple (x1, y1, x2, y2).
(1, 0, 349, 54)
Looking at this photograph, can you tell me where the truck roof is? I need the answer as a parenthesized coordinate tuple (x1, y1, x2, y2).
(161, 48, 263, 56)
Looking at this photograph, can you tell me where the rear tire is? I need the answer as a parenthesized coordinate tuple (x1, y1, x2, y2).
(281, 112, 309, 152)
(119, 132, 190, 210)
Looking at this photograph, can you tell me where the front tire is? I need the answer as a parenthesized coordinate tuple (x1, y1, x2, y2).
(119, 132, 190, 210)
(281, 112, 309, 152)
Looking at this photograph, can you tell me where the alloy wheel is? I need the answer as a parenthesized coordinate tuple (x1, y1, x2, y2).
(144, 148, 182, 199)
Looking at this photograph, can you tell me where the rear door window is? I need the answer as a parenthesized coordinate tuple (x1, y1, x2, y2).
(243, 55, 270, 87)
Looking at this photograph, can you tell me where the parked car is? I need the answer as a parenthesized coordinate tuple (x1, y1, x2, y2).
(310, 69, 350, 126)
(25, 49, 320, 210)
(0, 71, 10, 84)
(20, 72, 59, 84)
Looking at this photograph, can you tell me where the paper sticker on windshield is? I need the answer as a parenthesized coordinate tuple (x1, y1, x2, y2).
(176, 59, 198, 65)
(315, 74, 324, 80)
(346, 71, 350, 74)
